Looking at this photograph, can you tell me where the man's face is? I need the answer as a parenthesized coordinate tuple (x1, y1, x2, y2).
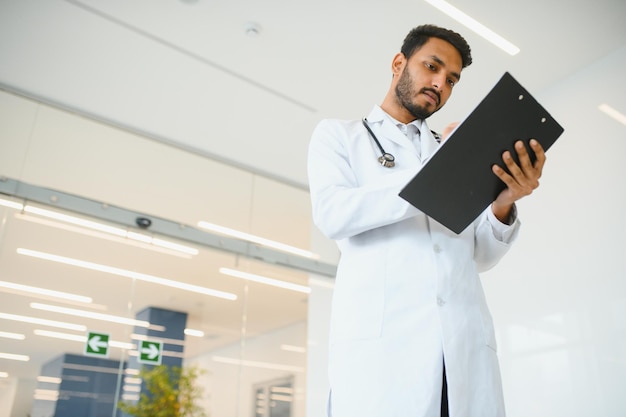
(394, 37, 463, 120)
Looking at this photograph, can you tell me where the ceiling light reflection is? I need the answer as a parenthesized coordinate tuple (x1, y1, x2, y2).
(0, 312, 86, 331)
(18, 248, 237, 301)
(0, 280, 92, 303)
(37, 376, 62, 384)
(197, 221, 319, 259)
(0, 198, 24, 210)
(184, 328, 205, 337)
(31, 303, 152, 328)
(219, 267, 311, 294)
(34, 329, 135, 350)
(0, 352, 29, 362)
(21, 205, 199, 256)
(0, 331, 26, 340)
(211, 355, 304, 373)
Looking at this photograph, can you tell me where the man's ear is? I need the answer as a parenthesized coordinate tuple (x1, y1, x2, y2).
(391, 52, 406, 77)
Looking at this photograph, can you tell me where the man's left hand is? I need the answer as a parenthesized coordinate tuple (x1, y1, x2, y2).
(491, 139, 546, 223)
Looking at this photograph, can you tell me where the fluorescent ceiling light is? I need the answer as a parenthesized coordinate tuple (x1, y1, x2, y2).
(0, 352, 29, 362)
(0, 198, 23, 210)
(20, 205, 198, 256)
(124, 376, 142, 385)
(18, 248, 237, 301)
(37, 376, 62, 384)
(219, 267, 311, 294)
(34, 329, 135, 350)
(184, 328, 205, 337)
(0, 312, 86, 331)
(280, 344, 306, 353)
(212, 355, 305, 373)
(271, 386, 294, 394)
(31, 303, 151, 328)
(0, 331, 26, 340)
(0, 280, 92, 303)
(0, 372, 8, 378)
(424, 0, 520, 55)
(599, 103, 626, 126)
(197, 221, 319, 259)
(34, 389, 59, 401)
(270, 394, 293, 402)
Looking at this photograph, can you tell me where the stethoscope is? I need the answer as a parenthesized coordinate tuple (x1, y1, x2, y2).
(362, 117, 442, 168)
(362, 118, 396, 168)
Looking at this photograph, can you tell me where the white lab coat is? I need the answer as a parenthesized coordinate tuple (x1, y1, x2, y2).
(307, 105, 520, 417)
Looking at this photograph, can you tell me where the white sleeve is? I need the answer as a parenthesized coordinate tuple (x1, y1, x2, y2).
(486, 203, 520, 243)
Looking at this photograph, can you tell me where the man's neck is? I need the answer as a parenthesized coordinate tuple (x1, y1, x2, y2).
(380, 95, 416, 124)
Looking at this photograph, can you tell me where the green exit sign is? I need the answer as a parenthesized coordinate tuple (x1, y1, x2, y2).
(85, 332, 110, 357)
(137, 340, 163, 365)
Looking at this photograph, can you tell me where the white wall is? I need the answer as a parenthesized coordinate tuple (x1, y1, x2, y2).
(480, 45, 626, 417)
(304, 47, 626, 417)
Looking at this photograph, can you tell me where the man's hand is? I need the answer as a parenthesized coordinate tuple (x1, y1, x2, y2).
(491, 139, 546, 223)
(441, 122, 460, 142)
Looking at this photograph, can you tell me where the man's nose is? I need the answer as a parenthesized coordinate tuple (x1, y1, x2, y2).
(432, 74, 445, 90)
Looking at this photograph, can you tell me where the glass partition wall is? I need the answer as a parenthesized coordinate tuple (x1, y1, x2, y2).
(0, 88, 337, 417)
(0, 191, 316, 417)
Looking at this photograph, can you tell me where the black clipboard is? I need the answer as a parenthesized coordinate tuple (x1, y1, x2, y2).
(399, 72, 564, 234)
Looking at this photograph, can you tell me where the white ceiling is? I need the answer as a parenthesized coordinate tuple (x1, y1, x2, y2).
(0, 0, 625, 390)
(1, 0, 625, 188)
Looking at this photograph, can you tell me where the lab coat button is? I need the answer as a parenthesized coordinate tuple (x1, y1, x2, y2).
(437, 297, 445, 306)
(433, 244, 442, 253)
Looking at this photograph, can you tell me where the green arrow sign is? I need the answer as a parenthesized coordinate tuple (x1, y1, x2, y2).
(138, 340, 163, 365)
(85, 332, 110, 357)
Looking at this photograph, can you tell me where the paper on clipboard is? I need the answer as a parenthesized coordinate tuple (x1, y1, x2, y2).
(399, 72, 565, 234)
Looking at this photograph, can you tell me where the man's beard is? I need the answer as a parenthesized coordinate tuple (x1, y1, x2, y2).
(395, 67, 440, 120)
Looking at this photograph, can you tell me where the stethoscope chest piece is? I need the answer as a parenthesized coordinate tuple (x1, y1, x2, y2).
(378, 153, 395, 168)
(362, 117, 396, 169)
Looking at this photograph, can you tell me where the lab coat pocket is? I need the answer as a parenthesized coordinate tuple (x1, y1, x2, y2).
(330, 255, 385, 343)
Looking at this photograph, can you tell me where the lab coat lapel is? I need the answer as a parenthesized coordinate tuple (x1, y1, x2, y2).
(419, 121, 440, 164)
(379, 118, 419, 156)
(365, 106, 420, 159)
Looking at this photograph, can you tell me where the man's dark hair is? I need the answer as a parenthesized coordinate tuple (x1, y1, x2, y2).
(401, 24, 473, 68)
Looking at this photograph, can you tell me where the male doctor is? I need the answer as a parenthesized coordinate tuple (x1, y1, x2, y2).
(307, 24, 546, 417)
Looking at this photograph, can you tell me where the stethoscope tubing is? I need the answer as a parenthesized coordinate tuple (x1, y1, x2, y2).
(362, 118, 396, 168)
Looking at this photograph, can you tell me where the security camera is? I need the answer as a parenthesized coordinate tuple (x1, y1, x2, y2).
(135, 217, 152, 229)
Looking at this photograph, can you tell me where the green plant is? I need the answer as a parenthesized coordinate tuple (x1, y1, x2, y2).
(118, 365, 207, 417)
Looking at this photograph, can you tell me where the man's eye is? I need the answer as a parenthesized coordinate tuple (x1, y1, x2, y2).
(425, 63, 436, 71)
(447, 79, 455, 87)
